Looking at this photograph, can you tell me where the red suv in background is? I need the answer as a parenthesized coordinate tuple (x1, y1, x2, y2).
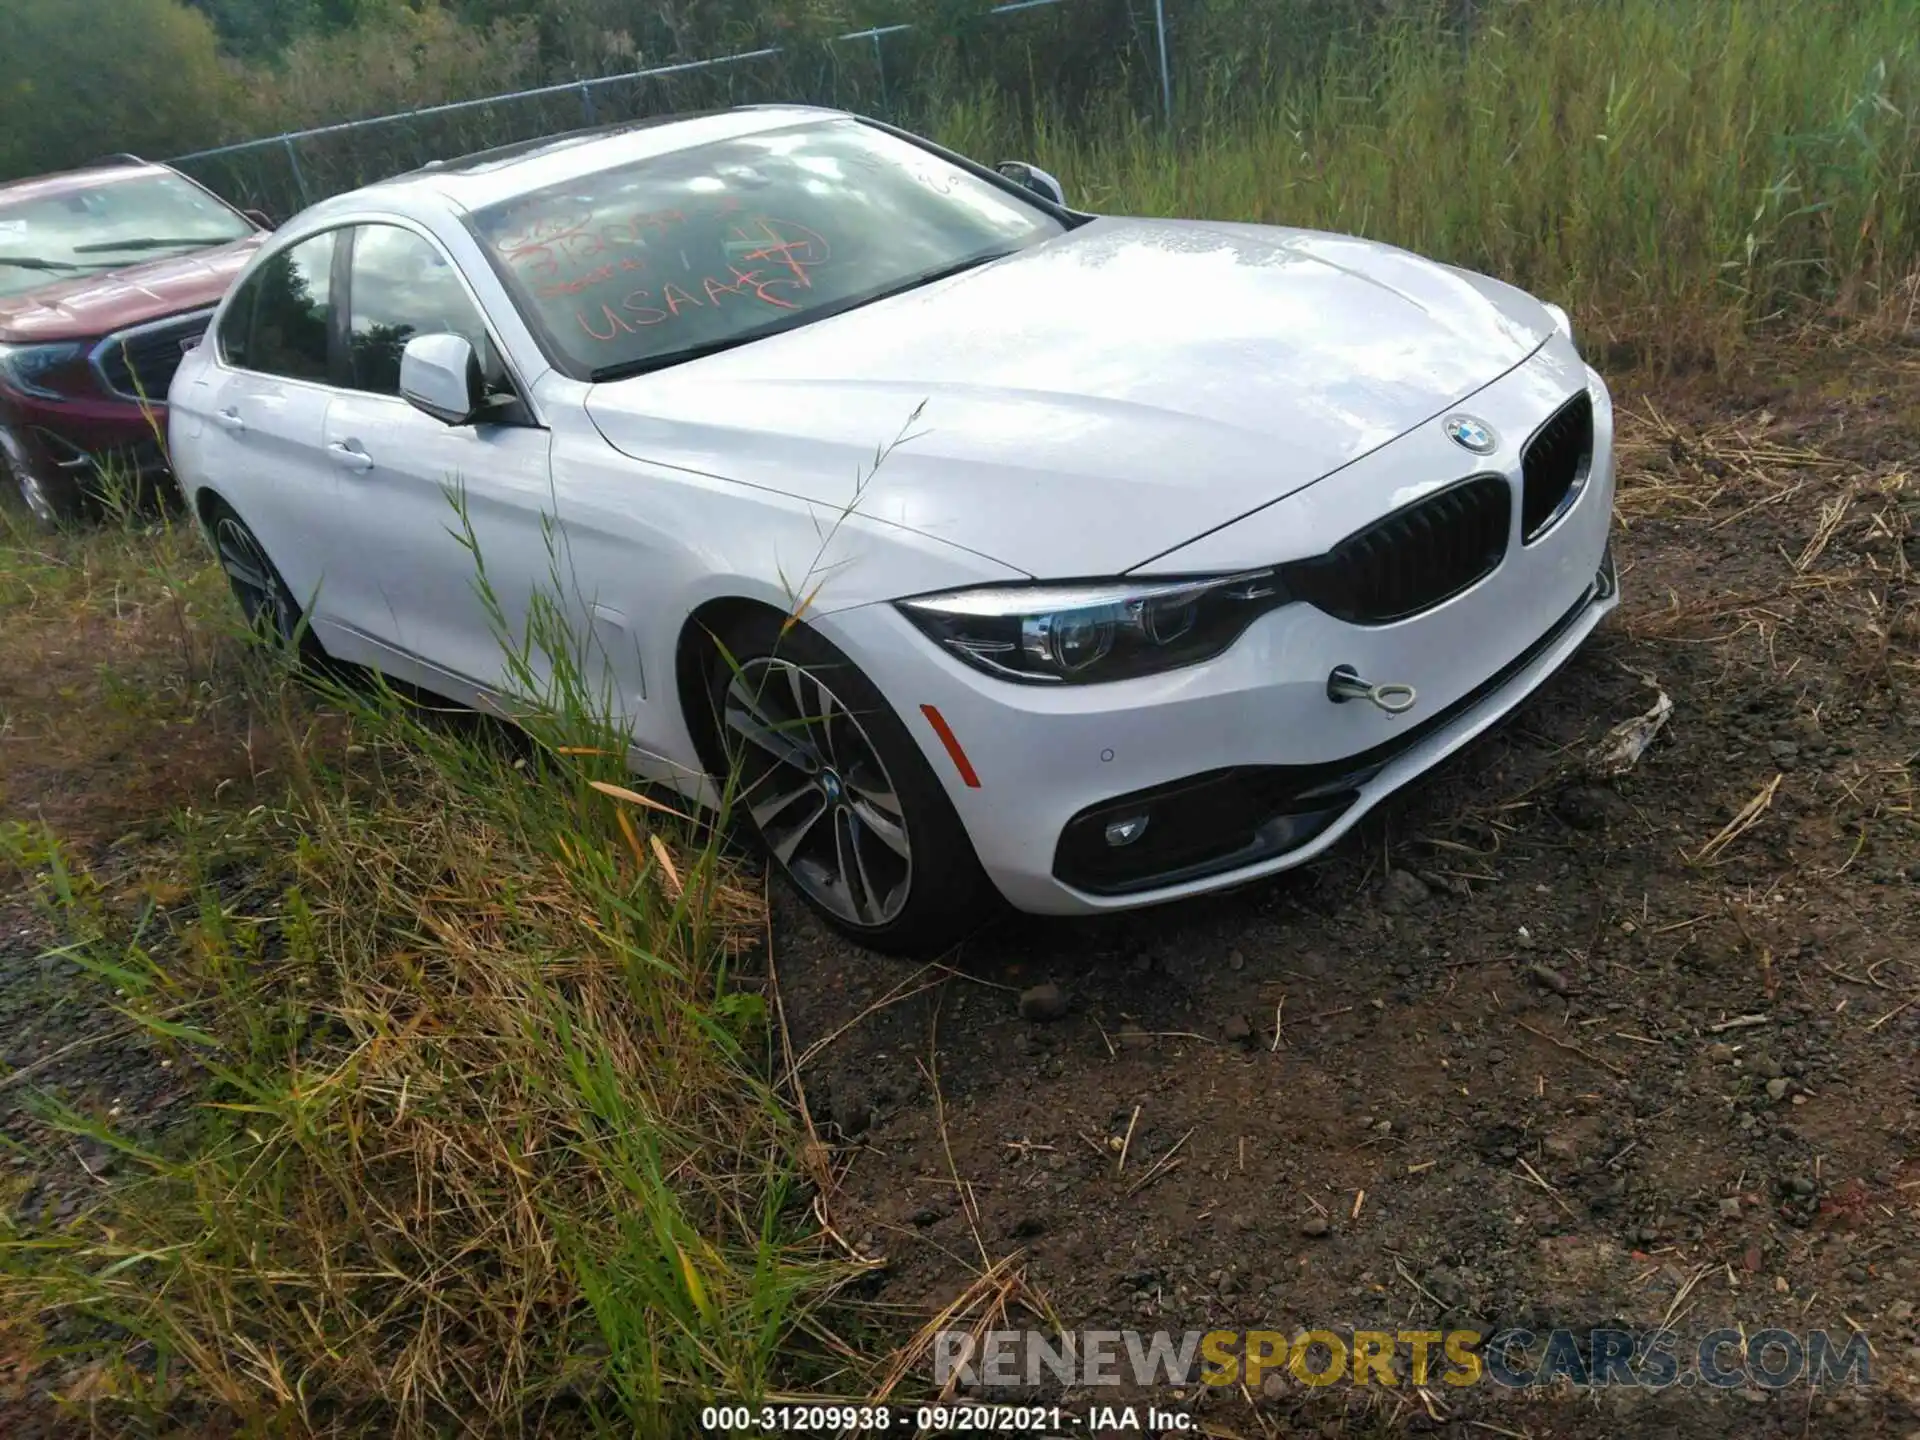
(0, 156, 266, 524)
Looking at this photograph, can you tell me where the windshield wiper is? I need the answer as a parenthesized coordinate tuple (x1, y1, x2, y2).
(71, 235, 237, 254)
(0, 254, 94, 272)
(589, 329, 773, 384)
(586, 248, 1018, 385)
(864, 248, 1017, 303)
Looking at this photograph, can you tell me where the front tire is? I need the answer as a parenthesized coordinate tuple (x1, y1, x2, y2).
(1, 430, 86, 528)
(702, 610, 995, 955)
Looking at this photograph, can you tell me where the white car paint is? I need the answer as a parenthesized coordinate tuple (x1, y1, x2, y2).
(839, 340, 1616, 913)
(580, 216, 1558, 577)
(169, 104, 1617, 927)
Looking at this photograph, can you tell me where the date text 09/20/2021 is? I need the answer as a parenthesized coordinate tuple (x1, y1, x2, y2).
(699, 1404, 1192, 1433)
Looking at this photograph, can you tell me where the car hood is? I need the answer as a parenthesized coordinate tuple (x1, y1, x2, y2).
(0, 234, 264, 343)
(585, 216, 1554, 576)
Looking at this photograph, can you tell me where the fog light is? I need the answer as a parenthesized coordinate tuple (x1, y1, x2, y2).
(1103, 814, 1150, 847)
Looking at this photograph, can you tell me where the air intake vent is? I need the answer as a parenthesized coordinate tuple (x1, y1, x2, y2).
(1521, 391, 1593, 541)
(1283, 475, 1511, 624)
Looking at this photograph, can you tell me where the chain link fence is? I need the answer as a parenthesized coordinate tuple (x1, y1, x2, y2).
(170, 0, 1176, 219)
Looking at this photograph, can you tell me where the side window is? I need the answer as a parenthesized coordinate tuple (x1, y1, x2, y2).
(216, 278, 255, 369)
(346, 224, 501, 397)
(228, 231, 336, 381)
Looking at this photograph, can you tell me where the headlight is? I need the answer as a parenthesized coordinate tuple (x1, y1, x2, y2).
(897, 570, 1288, 684)
(0, 341, 87, 400)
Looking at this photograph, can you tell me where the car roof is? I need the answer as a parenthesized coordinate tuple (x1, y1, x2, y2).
(300, 104, 847, 223)
(0, 159, 178, 207)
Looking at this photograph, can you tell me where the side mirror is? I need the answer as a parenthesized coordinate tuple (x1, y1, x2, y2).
(996, 160, 1066, 208)
(242, 208, 276, 231)
(399, 333, 482, 426)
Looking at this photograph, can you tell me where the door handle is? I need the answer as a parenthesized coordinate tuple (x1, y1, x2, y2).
(326, 441, 374, 473)
(214, 408, 246, 433)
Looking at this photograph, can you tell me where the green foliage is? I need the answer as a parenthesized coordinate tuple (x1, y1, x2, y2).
(183, 0, 327, 57)
(0, 514, 854, 1433)
(0, 0, 238, 178)
(26, 0, 1896, 358)
(185, 0, 415, 55)
(248, 1, 544, 132)
(926, 0, 1920, 349)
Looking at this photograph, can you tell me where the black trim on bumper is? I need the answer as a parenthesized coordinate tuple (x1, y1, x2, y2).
(1051, 574, 1609, 896)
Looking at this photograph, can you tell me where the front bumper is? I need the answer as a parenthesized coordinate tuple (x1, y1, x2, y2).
(1051, 553, 1613, 894)
(820, 347, 1619, 916)
(0, 390, 174, 494)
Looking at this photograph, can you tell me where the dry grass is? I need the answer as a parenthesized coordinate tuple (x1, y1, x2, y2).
(1612, 398, 1851, 527)
(0, 506, 868, 1435)
(0, 501, 261, 847)
(1611, 391, 1915, 684)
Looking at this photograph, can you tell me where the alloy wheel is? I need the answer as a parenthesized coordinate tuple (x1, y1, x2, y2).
(722, 657, 913, 928)
(15, 466, 53, 526)
(1, 432, 55, 526)
(214, 516, 296, 645)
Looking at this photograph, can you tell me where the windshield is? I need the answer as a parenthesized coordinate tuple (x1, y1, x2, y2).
(466, 119, 1067, 381)
(0, 170, 252, 298)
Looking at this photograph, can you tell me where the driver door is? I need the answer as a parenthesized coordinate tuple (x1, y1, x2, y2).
(316, 221, 564, 708)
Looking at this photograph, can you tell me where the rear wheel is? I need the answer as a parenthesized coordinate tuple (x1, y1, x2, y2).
(702, 610, 995, 955)
(204, 498, 323, 664)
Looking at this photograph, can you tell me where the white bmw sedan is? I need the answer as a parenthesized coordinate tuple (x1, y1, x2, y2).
(169, 104, 1618, 954)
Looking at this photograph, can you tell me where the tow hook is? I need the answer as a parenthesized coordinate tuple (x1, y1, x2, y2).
(1327, 665, 1418, 716)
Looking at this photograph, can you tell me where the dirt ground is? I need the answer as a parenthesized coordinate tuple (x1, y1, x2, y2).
(767, 340, 1920, 1437)
(4, 337, 1919, 1438)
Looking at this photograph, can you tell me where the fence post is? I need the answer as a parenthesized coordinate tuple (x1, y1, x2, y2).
(1152, 0, 1173, 122)
(872, 33, 889, 115)
(282, 136, 311, 207)
(580, 82, 597, 125)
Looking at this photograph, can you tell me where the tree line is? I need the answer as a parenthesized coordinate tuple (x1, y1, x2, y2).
(2, 0, 929, 180)
(2, 0, 1461, 185)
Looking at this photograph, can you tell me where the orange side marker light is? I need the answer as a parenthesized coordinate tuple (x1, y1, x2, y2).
(919, 704, 981, 789)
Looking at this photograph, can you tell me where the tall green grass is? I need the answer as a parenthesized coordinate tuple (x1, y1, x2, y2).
(166, 0, 1920, 361)
(0, 501, 864, 1435)
(927, 0, 1920, 355)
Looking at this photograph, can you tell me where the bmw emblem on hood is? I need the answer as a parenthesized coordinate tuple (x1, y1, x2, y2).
(1444, 415, 1498, 455)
